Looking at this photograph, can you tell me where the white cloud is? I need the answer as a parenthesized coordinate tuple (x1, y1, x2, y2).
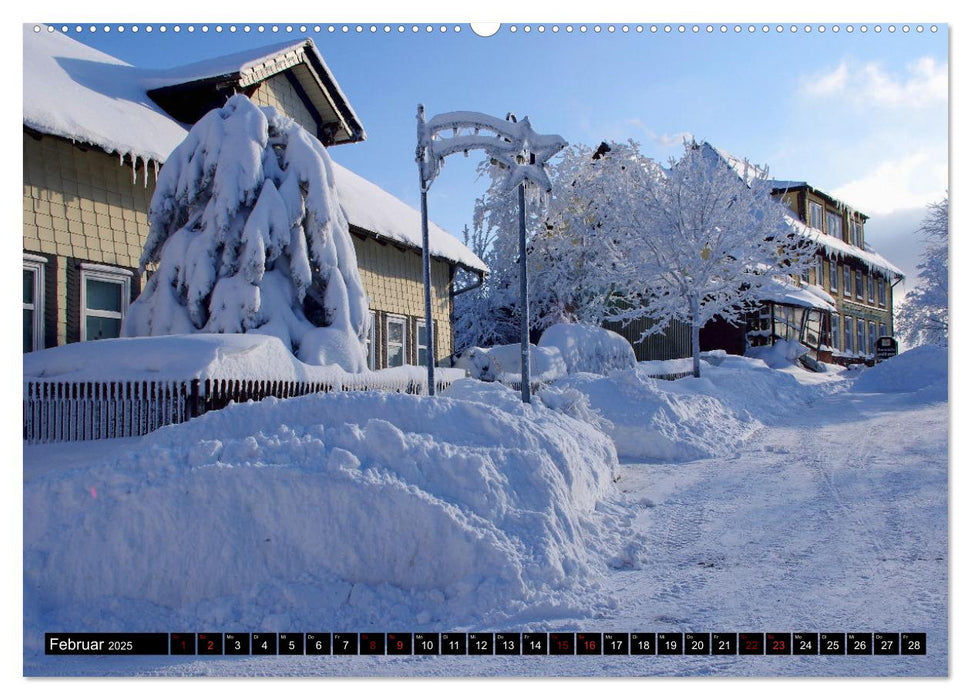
(832, 150, 947, 216)
(806, 56, 947, 107)
(627, 119, 693, 150)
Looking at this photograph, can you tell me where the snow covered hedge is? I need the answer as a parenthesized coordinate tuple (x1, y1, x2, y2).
(24, 383, 632, 642)
(123, 94, 369, 372)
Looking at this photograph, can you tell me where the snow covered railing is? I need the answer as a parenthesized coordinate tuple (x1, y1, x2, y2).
(23, 369, 463, 444)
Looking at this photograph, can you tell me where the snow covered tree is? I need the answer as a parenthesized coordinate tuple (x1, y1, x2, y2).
(535, 141, 644, 327)
(453, 144, 632, 351)
(123, 94, 370, 371)
(896, 194, 949, 348)
(607, 142, 815, 377)
(452, 159, 550, 350)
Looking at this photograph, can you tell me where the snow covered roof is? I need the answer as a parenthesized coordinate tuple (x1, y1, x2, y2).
(786, 215, 904, 279)
(23, 26, 188, 163)
(23, 26, 485, 272)
(332, 161, 487, 271)
(701, 142, 902, 279)
(758, 276, 837, 312)
(143, 38, 365, 145)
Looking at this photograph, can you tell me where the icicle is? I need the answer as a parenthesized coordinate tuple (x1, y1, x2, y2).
(131, 154, 138, 185)
(119, 152, 124, 167)
(153, 159, 160, 184)
(143, 157, 149, 188)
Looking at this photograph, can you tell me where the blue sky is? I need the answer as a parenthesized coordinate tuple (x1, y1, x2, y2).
(66, 20, 948, 290)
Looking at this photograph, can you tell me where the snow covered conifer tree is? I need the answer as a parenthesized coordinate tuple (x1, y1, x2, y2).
(608, 142, 815, 377)
(896, 194, 948, 348)
(123, 94, 370, 371)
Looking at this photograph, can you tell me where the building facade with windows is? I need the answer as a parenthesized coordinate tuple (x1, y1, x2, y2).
(23, 28, 486, 369)
(772, 182, 904, 363)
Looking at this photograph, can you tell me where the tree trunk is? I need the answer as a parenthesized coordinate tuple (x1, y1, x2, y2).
(689, 294, 701, 378)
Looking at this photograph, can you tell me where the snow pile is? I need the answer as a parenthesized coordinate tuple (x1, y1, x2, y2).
(539, 323, 636, 375)
(452, 344, 568, 383)
(24, 386, 627, 645)
(555, 358, 814, 461)
(745, 339, 810, 369)
(852, 345, 948, 401)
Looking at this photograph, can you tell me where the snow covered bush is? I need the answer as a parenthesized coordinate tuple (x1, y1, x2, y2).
(123, 94, 369, 371)
(539, 323, 636, 375)
(452, 343, 567, 382)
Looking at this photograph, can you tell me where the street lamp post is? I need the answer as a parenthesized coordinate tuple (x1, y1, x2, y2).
(416, 106, 565, 401)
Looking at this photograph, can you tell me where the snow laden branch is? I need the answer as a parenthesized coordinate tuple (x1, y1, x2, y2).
(896, 194, 948, 348)
(123, 94, 370, 372)
(605, 142, 816, 377)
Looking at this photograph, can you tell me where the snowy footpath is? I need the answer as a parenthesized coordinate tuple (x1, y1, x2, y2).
(23, 354, 947, 677)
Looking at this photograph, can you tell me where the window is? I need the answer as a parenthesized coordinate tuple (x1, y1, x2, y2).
(857, 318, 865, 355)
(868, 322, 877, 355)
(81, 265, 131, 341)
(877, 279, 886, 307)
(843, 266, 852, 298)
(855, 271, 864, 300)
(829, 259, 839, 293)
(831, 314, 841, 351)
(385, 314, 407, 368)
(415, 318, 436, 369)
(844, 315, 854, 353)
(809, 201, 823, 230)
(879, 322, 887, 339)
(23, 255, 46, 353)
(867, 275, 875, 304)
(814, 256, 823, 286)
(826, 210, 843, 241)
(851, 221, 864, 248)
(366, 311, 376, 370)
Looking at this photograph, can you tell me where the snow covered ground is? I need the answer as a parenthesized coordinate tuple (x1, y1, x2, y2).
(22, 349, 947, 677)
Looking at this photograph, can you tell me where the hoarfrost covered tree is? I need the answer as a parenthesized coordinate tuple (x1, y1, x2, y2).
(123, 95, 370, 371)
(453, 144, 630, 351)
(896, 194, 949, 348)
(608, 142, 815, 377)
(452, 159, 550, 350)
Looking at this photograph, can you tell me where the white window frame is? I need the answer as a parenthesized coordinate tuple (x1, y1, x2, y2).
(384, 314, 407, 368)
(843, 266, 852, 298)
(855, 270, 864, 300)
(814, 256, 823, 286)
(809, 201, 823, 230)
(80, 263, 132, 342)
(366, 310, 377, 370)
(852, 221, 864, 248)
(831, 314, 841, 351)
(844, 314, 854, 353)
(868, 321, 877, 355)
(826, 210, 843, 241)
(867, 275, 875, 304)
(829, 258, 839, 293)
(23, 254, 46, 352)
(857, 318, 865, 355)
(415, 318, 436, 369)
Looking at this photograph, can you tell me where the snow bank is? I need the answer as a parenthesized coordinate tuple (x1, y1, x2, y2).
(452, 344, 568, 383)
(555, 359, 815, 462)
(24, 386, 626, 645)
(539, 323, 636, 375)
(852, 345, 948, 401)
(22, 333, 464, 387)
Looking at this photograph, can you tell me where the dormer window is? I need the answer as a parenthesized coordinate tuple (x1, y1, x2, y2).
(851, 221, 864, 248)
(809, 201, 823, 230)
(826, 211, 843, 241)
